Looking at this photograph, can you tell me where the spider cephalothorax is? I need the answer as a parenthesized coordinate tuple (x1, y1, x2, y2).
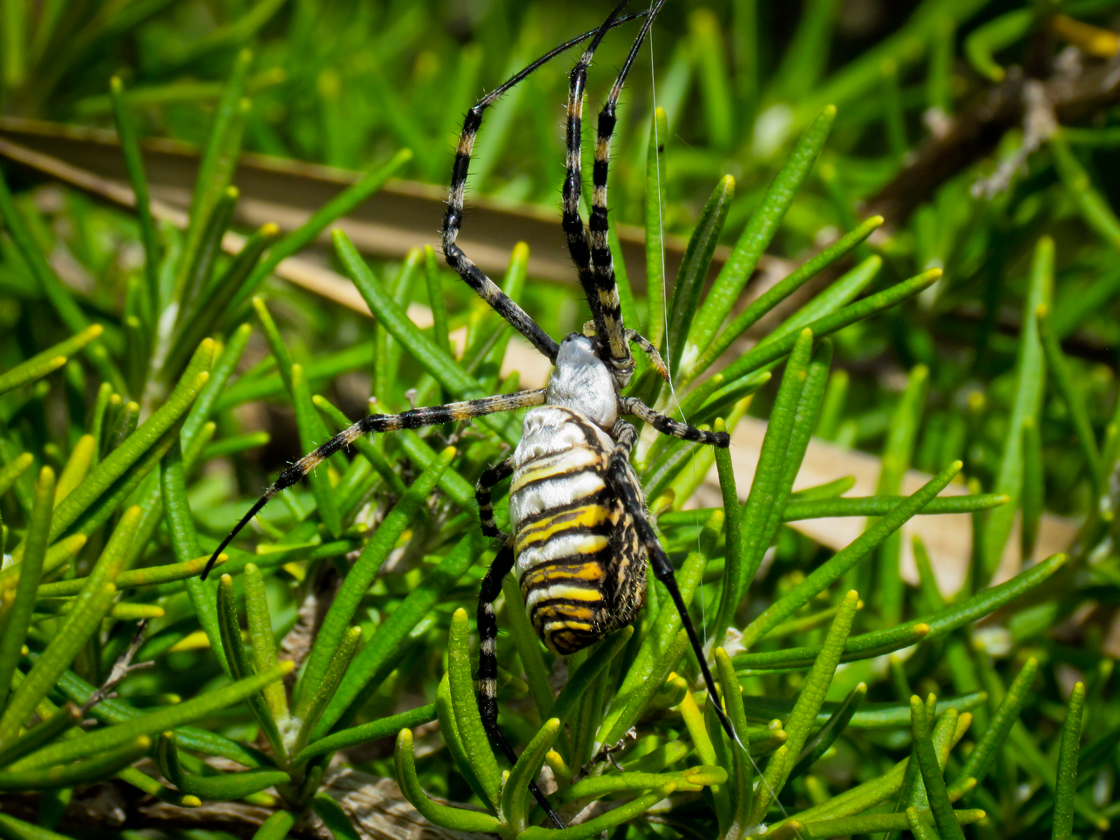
(201, 0, 737, 827)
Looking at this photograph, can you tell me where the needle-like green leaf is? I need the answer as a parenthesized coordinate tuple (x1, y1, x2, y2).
(789, 682, 867, 780)
(317, 532, 482, 737)
(293, 704, 436, 765)
(0, 468, 52, 715)
(0, 325, 103, 396)
(645, 107, 669, 348)
(298, 447, 454, 708)
(0, 813, 76, 840)
(949, 657, 1036, 796)
(752, 591, 860, 822)
(782, 493, 1008, 520)
(503, 718, 561, 832)
(519, 784, 675, 840)
(685, 216, 882, 385)
(447, 608, 500, 808)
(394, 729, 502, 834)
(710, 268, 941, 394)
(291, 363, 342, 537)
(667, 174, 734, 373)
(739, 553, 1063, 670)
(1021, 416, 1044, 562)
(294, 626, 361, 754)
(688, 105, 835, 356)
(39, 342, 212, 547)
(109, 76, 159, 326)
(741, 460, 961, 649)
(910, 696, 965, 840)
(0, 170, 122, 391)
(1053, 682, 1086, 840)
(12, 662, 292, 770)
(500, 576, 554, 722)
(716, 648, 755, 836)
(713, 329, 813, 645)
(983, 237, 1050, 579)
(252, 810, 296, 840)
(217, 574, 285, 758)
(243, 563, 289, 728)
(0, 737, 150, 790)
(0, 505, 140, 747)
(875, 365, 928, 624)
(163, 436, 229, 678)
(1038, 304, 1104, 500)
(337, 230, 520, 447)
(155, 732, 290, 801)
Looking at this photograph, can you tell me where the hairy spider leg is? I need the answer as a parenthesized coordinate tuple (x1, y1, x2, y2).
(440, 7, 650, 365)
(475, 542, 564, 829)
(561, 1, 672, 386)
(199, 389, 546, 579)
(588, 0, 670, 384)
(581, 321, 672, 382)
(477, 456, 573, 824)
(475, 456, 515, 541)
(560, 1, 632, 377)
(621, 396, 730, 446)
(603, 427, 740, 745)
(476, 461, 566, 829)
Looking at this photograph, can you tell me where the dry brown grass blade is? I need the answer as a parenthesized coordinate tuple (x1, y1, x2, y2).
(0, 115, 733, 288)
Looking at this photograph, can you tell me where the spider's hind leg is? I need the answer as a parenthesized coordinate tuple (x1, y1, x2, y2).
(477, 543, 565, 829)
(602, 437, 739, 746)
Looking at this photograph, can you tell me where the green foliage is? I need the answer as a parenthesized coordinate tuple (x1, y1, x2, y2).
(0, 1, 1118, 838)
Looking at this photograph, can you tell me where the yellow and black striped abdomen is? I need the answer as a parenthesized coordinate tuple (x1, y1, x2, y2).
(510, 407, 645, 655)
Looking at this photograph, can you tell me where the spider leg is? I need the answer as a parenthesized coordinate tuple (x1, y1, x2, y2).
(620, 396, 731, 447)
(477, 543, 565, 829)
(199, 389, 546, 579)
(584, 1, 672, 385)
(603, 440, 739, 746)
(583, 321, 671, 382)
(561, 2, 632, 366)
(441, 6, 648, 365)
(475, 456, 514, 540)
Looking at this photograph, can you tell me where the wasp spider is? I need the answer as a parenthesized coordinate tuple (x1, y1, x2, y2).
(202, 0, 739, 826)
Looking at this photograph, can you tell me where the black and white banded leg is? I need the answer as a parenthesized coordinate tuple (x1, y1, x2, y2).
(476, 543, 564, 829)
(621, 396, 731, 448)
(559, 1, 670, 385)
(200, 390, 546, 579)
(585, 0, 670, 383)
(603, 447, 739, 746)
(583, 321, 672, 383)
(475, 456, 514, 540)
(441, 6, 649, 367)
(560, 2, 632, 380)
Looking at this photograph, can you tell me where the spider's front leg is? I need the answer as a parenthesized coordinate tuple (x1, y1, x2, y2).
(200, 390, 545, 579)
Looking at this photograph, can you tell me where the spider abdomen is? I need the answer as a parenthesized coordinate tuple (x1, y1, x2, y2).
(510, 406, 646, 655)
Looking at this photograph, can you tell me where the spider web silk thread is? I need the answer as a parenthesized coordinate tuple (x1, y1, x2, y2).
(645, 0, 706, 698)
(647, 6, 799, 832)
